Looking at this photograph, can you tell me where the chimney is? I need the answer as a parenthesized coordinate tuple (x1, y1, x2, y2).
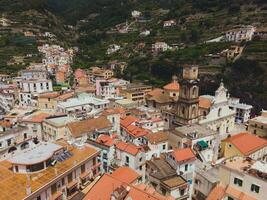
(111, 185, 130, 200)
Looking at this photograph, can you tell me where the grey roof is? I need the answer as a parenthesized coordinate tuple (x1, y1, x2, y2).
(147, 157, 176, 180)
(172, 124, 216, 139)
(9, 142, 62, 165)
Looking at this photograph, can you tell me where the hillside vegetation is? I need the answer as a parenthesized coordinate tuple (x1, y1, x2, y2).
(0, 0, 266, 111)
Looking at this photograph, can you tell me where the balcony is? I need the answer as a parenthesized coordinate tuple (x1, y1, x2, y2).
(51, 191, 63, 200)
(91, 162, 101, 170)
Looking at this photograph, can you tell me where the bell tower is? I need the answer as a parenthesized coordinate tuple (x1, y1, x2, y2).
(176, 65, 199, 125)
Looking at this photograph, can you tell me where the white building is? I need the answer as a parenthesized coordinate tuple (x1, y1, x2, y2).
(152, 42, 169, 53)
(199, 82, 236, 136)
(115, 141, 146, 181)
(225, 25, 255, 42)
(131, 10, 141, 18)
(163, 20, 176, 28)
(19, 79, 53, 106)
(207, 157, 267, 200)
(20, 69, 47, 79)
(107, 44, 121, 55)
(228, 97, 252, 123)
(166, 148, 196, 199)
(145, 131, 168, 160)
(57, 93, 109, 114)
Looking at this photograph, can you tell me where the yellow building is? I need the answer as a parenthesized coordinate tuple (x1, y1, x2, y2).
(247, 110, 267, 138)
(220, 132, 267, 160)
(43, 115, 76, 140)
(38, 91, 75, 110)
(38, 92, 59, 110)
(121, 83, 152, 103)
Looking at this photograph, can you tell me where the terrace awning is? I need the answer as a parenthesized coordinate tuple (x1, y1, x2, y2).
(197, 140, 208, 149)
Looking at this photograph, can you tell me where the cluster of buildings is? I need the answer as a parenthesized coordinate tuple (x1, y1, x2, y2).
(207, 25, 267, 43)
(0, 62, 266, 200)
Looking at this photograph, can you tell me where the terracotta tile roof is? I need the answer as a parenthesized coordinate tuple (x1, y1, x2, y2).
(23, 113, 51, 123)
(207, 184, 257, 200)
(83, 174, 173, 200)
(111, 167, 141, 184)
(115, 141, 140, 155)
(0, 142, 99, 200)
(96, 134, 116, 147)
(74, 68, 87, 79)
(0, 120, 12, 127)
(199, 96, 212, 109)
(146, 131, 168, 144)
(147, 88, 173, 103)
(147, 88, 164, 96)
(206, 184, 226, 200)
(171, 148, 196, 163)
(55, 71, 66, 83)
(125, 125, 150, 138)
(67, 116, 112, 138)
(120, 115, 139, 128)
(101, 108, 126, 116)
(55, 92, 75, 101)
(38, 92, 60, 99)
(74, 85, 96, 93)
(163, 82, 180, 91)
(224, 132, 267, 156)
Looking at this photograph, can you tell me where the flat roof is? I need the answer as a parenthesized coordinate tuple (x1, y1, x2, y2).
(44, 115, 75, 127)
(162, 176, 187, 188)
(9, 143, 62, 165)
(250, 115, 267, 124)
(0, 141, 99, 200)
(58, 94, 109, 108)
(173, 124, 216, 139)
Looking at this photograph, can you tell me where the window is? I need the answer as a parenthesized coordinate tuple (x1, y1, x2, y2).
(228, 197, 234, 200)
(15, 165, 19, 172)
(180, 189, 185, 196)
(126, 156, 129, 163)
(234, 177, 243, 187)
(36, 196, 41, 200)
(251, 184, 260, 193)
(162, 144, 166, 150)
(218, 108, 222, 117)
(185, 164, 188, 171)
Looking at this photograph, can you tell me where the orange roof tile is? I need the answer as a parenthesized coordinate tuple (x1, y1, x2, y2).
(101, 108, 126, 116)
(111, 167, 141, 184)
(163, 82, 180, 91)
(199, 96, 212, 109)
(125, 125, 150, 138)
(206, 184, 226, 200)
(115, 141, 140, 155)
(120, 115, 139, 128)
(0, 142, 99, 200)
(55, 92, 75, 101)
(0, 120, 12, 127)
(146, 131, 168, 144)
(74, 68, 87, 79)
(96, 134, 115, 147)
(67, 116, 112, 138)
(83, 174, 173, 200)
(171, 148, 196, 163)
(55, 71, 66, 83)
(39, 92, 60, 99)
(224, 132, 267, 156)
(23, 113, 51, 123)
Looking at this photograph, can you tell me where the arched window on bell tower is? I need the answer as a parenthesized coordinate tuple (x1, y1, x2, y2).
(192, 87, 197, 97)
